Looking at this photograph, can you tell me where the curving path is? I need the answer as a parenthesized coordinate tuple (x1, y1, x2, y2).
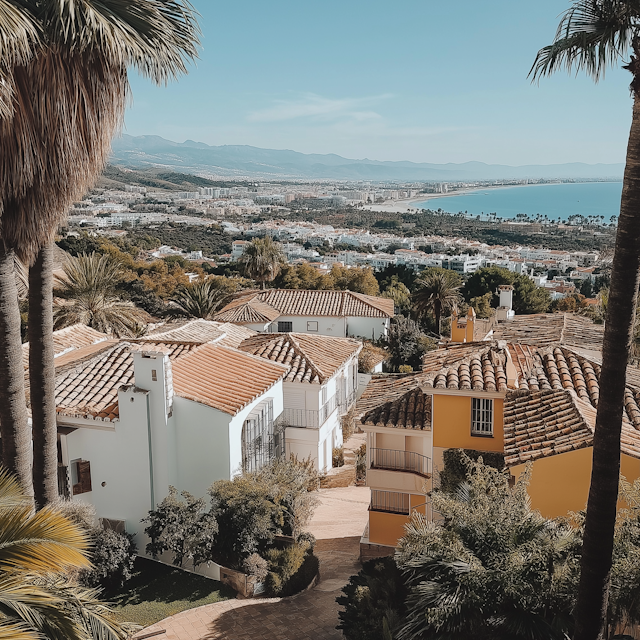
(136, 486, 370, 640)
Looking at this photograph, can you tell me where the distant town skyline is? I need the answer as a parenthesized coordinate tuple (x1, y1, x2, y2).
(123, 0, 631, 166)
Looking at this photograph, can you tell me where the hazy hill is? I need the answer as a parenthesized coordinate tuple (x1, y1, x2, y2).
(109, 134, 624, 181)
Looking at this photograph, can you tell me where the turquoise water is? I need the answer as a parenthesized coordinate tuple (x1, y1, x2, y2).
(414, 181, 623, 222)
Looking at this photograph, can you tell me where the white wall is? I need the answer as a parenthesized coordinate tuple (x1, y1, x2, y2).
(269, 315, 347, 337)
(347, 317, 390, 340)
(65, 387, 154, 540)
(285, 407, 341, 473)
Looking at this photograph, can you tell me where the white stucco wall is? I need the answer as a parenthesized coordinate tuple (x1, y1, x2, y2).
(64, 387, 154, 540)
(346, 317, 390, 340)
(268, 316, 347, 337)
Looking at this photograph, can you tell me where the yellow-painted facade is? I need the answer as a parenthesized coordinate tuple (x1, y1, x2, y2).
(432, 394, 504, 452)
(510, 448, 640, 519)
(368, 494, 427, 546)
(450, 309, 476, 344)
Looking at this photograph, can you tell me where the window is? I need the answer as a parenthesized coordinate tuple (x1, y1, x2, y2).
(370, 490, 410, 515)
(71, 460, 92, 495)
(472, 397, 493, 436)
(307, 321, 318, 332)
(278, 321, 293, 332)
(242, 400, 275, 473)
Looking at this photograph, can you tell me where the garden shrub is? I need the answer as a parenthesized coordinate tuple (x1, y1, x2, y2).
(243, 553, 268, 581)
(82, 528, 137, 590)
(355, 443, 366, 481)
(295, 531, 316, 551)
(337, 556, 407, 640)
(332, 446, 345, 468)
(264, 544, 318, 596)
(439, 447, 505, 494)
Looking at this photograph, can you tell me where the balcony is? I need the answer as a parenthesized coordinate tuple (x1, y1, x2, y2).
(276, 395, 337, 429)
(370, 448, 431, 479)
(337, 387, 357, 415)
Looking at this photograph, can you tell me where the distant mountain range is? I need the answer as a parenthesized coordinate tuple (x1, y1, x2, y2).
(109, 135, 624, 181)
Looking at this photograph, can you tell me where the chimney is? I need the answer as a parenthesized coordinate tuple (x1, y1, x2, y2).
(496, 285, 515, 322)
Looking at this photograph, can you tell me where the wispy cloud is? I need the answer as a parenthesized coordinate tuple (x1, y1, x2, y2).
(247, 93, 390, 123)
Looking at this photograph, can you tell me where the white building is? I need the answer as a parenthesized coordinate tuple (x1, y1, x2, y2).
(215, 289, 394, 340)
(238, 333, 362, 472)
(51, 337, 287, 540)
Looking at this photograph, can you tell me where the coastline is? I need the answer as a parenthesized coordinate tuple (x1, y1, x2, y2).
(361, 181, 622, 214)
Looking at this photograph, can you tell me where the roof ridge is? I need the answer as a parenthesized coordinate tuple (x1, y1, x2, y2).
(285, 333, 326, 381)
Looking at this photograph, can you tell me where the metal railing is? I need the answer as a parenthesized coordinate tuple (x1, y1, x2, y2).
(276, 395, 337, 429)
(370, 490, 410, 515)
(57, 465, 70, 499)
(370, 448, 431, 478)
(337, 387, 357, 415)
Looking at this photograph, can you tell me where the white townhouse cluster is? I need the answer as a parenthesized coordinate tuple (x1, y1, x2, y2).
(24, 314, 368, 542)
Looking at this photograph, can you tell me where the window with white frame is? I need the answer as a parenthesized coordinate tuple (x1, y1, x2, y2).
(306, 321, 318, 332)
(471, 397, 493, 435)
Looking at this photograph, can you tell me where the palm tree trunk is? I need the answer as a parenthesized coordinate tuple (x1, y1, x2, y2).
(572, 89, 640, 640)
(29, 242, 58, 508)
(435, 300, 442, 336)
(0, 246, 33, 498)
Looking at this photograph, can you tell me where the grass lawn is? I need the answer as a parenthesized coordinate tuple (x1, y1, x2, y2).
(108, 557, 236, 628)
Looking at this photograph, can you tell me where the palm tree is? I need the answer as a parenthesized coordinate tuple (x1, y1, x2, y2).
(29, 242, 57, 509)
(171, 277, 236, 319)
(412, 268, 462, 335)
(0, 1, 198, 500)
(532, 4, 640, 638)
(239, 237, 285, 289)
(0, 467, 131, 639)
(53, 253, 150, 337)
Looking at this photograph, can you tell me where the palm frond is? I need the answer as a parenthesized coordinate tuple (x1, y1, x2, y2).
(0, 468, 30, 511)
(530, 0, 637, 81)
(0, 504, 89, 573)
(171, 277, 235, 319)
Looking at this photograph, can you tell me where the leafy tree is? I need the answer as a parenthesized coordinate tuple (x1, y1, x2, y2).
(579, 279, 594, 298)
(143, 486, 218, 570)
(412, 268, 463, 334)
(171, 277, 237, 320)
(239, 237, 285, 289)
(470, 292, 493, 318)
(396, 458, 580, 640)
(53, 253, 149, 337)
(551, 293, 587, 313)
(331, 264, 380, 296)
(385, 316, 435, 372)
(381, 277, 411, 314)
(463, 266, 551, 314)
(0, 468, 131, 639)
(375, 264, 418, 293)
(438, 448, 505, 494)
(358, 342, 388, 374)
(272, 262, 335, 290)
(531, 3, 640, 636)
(337, 556, 408, 640)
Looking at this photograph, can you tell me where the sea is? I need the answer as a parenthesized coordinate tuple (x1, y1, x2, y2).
(413, 181, 623, 222)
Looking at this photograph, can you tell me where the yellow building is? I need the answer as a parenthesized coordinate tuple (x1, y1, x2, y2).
(359, 341, 518, 558)
(356, 314, 640, 558)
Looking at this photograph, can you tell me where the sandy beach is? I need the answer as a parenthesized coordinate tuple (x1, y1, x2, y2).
(362, 187, 492, 213)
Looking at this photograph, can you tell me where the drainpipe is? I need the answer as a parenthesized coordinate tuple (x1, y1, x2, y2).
(145, 394, 155, 510)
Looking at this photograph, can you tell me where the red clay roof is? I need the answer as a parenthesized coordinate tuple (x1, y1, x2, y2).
(171, 344, 288, 415)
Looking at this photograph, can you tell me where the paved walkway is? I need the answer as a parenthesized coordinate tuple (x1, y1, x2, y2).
(137, 487, 370, 640)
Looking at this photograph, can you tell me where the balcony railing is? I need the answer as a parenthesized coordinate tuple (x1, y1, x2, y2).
(337, 387, 357, 415)
(57, 465, 70, 499)
(276, 395, 337, 429)
(370, 448, 431, 478)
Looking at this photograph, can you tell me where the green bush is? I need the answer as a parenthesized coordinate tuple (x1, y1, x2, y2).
(264, 544, 318, 596)
(337, 556, 407, 640)
(439, 448, 505, 494)
(83, 528, 137, 590)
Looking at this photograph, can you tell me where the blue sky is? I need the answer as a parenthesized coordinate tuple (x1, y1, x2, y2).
(124, 0, 631, 166)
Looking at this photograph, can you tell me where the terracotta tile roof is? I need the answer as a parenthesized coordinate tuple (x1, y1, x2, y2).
(237, 332, 361, 384)
(504, 389, 640, 465)
(214, 297, 281, 324)
(356, 373, 427, 417)
(492, 313, 604, 350)
(171, 344, 288, 415)
(145, 320, 256, 348)
(53, 340, 202, 421)
(361, 388, 432, 430)
(215, 289, 394, 321)
(23, 324, 109, 367)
